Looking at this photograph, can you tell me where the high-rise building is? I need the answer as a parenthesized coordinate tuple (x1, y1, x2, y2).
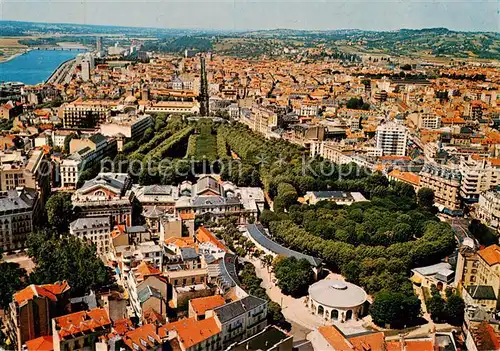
(96, 36, 103, 54)
(375, 122, 408, 156)
(459, 157, 500, 203)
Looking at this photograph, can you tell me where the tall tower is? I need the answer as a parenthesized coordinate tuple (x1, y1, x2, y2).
(96, 37, 103, 54)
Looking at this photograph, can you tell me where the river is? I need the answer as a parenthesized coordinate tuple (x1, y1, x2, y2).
(0, 49, 85, 85)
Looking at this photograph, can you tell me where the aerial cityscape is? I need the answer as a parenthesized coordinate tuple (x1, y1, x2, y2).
(0, 2, 498, 350)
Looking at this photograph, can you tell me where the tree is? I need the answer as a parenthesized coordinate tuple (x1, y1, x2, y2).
(445, 294, 465, 326)
(346, 97, 370, 110)
(273, 256, 315, 297)
(262, 254, 274, 270)
(26, 230, 112, 296)
(63, 133, 77, 154)
(417, 187, 435, 209)
(370, 291, 421, 328)
(469, 219, 498, 246)
(427, 293, 446, 322)
(274, 183, 298, 212)
(0, 253, 27, 309)
(45, 193, 74, 233)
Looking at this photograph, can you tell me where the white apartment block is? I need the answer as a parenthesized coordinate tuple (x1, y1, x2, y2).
(69, 217, 111, 255)
(459, 157, 500, 203)
(477, 191, 500, 230)
(299, 104, 319, 117)
(418, 113, 441, 129)
(60, 157, 81, 188)
(375, 122, 408, 156)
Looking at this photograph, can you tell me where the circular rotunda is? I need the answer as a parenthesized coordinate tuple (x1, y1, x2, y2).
(307, 280, 367, 322)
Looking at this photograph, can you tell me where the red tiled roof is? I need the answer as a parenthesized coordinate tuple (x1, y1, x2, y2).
(40, 281, 70, 296)
(112, 318, 134, 336)
(159, 317, 220, 349)
(189, 295, 226, 316)
(478, 245, 500, 266)
(195, 227, 228, 252)
(123, 324, 162, 351)
(25, 336, 53, 351)
(54, 308, 111, 339)
(14, 285, 58, 305)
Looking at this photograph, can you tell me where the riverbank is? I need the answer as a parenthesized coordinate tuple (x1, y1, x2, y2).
(0, 49, 83, 85)
(0, 49, 29, 63)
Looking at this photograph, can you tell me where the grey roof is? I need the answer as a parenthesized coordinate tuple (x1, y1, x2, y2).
(143, 206, 164, 218)
(311, 191, 352, 200)
(69, 292, 97, 309)
(195, 175, 221, 195)
(180, 247, 199, 261)
(412, 262, 453, 276)
(213, 295, 267, 324)
(0, 188, 37, 213)
(89, 133, 107, 145)
(421, 163, 461, 181)
(207, 253, 241, 293)
(138, 285, 162, 304)
(70, 217, 110, 231)
(126, 225, 147, 233)
(467, 285, 497, 300)
(79, 173, 129, 194)
(246, 224, 323, 267)
(191, 195, 241, 208)
(308, 280, 367, 308)
(143, 185, 174, 196)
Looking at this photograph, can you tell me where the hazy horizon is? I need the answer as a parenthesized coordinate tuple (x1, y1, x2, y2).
(1, 0, 498, 32)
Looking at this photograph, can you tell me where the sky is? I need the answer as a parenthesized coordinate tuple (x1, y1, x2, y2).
(1, 0, 498, 32)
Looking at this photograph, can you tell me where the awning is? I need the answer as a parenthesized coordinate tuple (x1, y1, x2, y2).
(411, 275, 422, 284)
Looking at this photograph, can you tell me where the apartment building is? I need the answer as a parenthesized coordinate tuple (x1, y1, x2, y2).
(6, 281, 70, 351)
(60, 135, 117, 189)
(454, 243, 480, 291)
(144, 101, 200, 114)
(459, 157, 500, 203)
(52, 308, 111, 351)
(375, 122, 408, 156)
(206, 295, 268, 347)
(0, 188, 39, 252)
(419, 163, 461, 211)
(417, 113, 441, 129)
(0, 149, 50, 205)
(311, 142, 354, 165)
(100, 114, 153, 141)
(62, 99, 115, 128)
(241, 106, 277, 137)
(126, 261, 167, 319)
(159, 317, 222, 351)
(477, 190, 500, 230)
(466, 245, 500, 309)
(69, 217, 112, 255)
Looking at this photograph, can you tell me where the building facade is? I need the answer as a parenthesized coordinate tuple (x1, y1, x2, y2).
(375, 122, 408, 156)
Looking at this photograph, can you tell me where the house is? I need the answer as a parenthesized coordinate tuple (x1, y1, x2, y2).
(52, 308, 112, 351)
(410, 262, 455, 292)
(126, 261, 167, 320)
